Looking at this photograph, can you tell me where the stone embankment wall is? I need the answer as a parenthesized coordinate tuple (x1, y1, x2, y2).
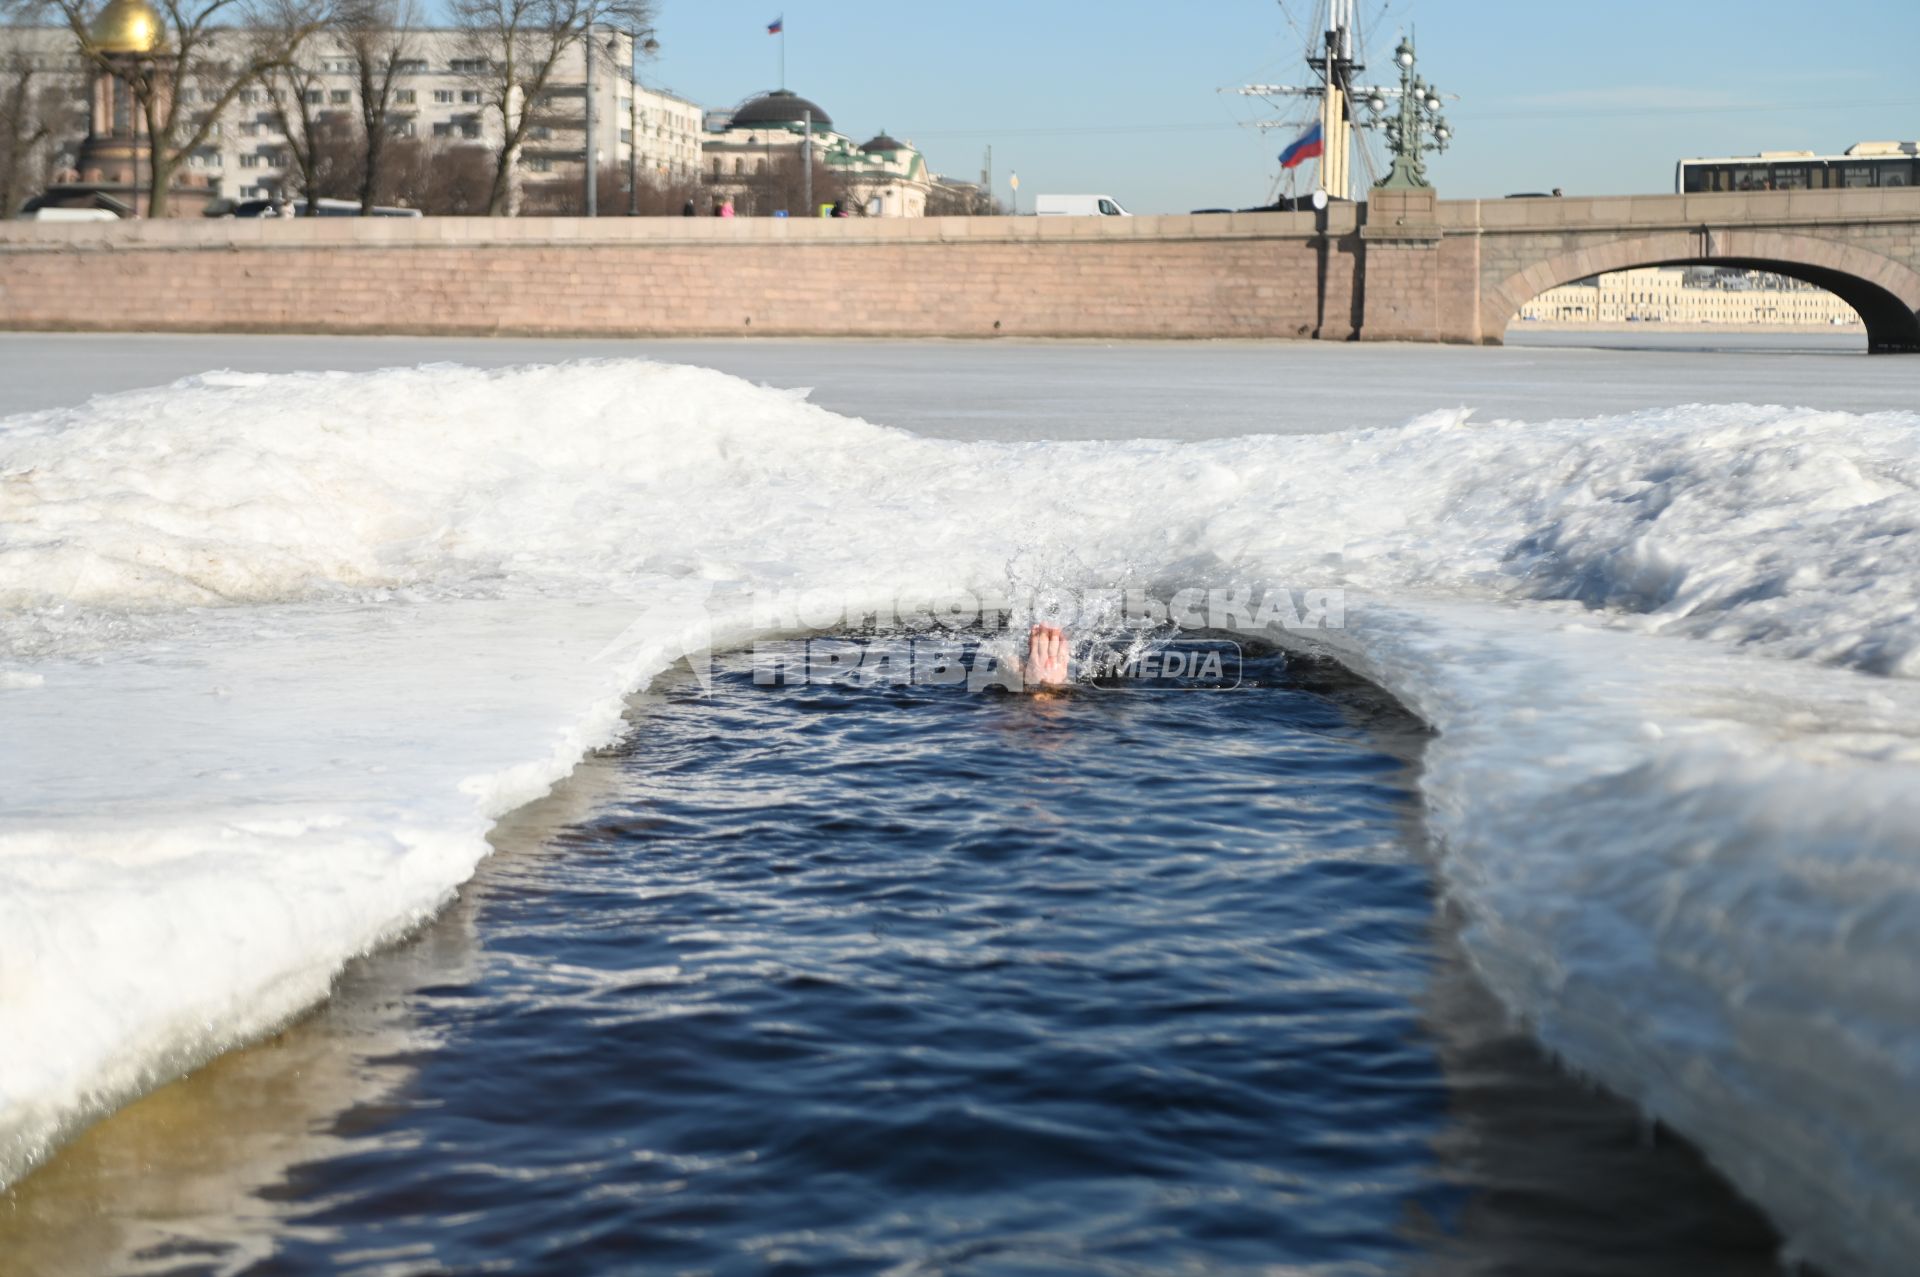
(2, 188, 1915, 347)
(0, 212, 1353, 341)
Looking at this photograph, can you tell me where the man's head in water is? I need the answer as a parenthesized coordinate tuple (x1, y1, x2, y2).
(1025, 624, 1070, 688)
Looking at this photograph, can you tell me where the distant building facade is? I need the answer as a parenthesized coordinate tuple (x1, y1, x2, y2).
(1520, 267, 1863, 327)
(2, 18, 703, 211)
(701, 89, 931, 217)
(4, 15, 960, 217)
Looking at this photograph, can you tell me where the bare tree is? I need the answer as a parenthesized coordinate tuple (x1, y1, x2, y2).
(927, 178, 999, 216)
(448, 0, 653, 216)
(400, 137, 490, 214)
(42, 0, 330, 216)
(336, 0, 413, 214)
(714, 152, 848, 219)
(0, 24, 84, 214)
(521, 158, 708, 217)
(255, 0, 337, 213)
(299, 119, 490, 215)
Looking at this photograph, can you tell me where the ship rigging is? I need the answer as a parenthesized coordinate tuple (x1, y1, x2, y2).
(1226, 1, 1455, 203)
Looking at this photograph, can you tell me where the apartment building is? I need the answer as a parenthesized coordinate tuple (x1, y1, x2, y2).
(2, 21, 703, 211)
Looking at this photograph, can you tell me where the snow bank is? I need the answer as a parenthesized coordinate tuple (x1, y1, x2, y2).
(3, 362, 1919, 1273)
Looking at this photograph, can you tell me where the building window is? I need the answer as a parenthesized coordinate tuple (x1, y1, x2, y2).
(240, 154, 263, 168)
(305, 89, 322, 105)
(528, 156, 553, 172)
(460, 90, 482, 105)
(432, 122, 452, 138)
(330, 90, 350, 105)
(397, 59, 427, 73)
(450, 58, 488, 74)
(433, 89, 454, 105)
(461, 123, 480, 139)
(395, 89, 415, 104)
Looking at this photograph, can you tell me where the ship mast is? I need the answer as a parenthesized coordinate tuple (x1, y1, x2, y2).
(1319, 0, 1357, 201)
(1228, 1, 1368, 201)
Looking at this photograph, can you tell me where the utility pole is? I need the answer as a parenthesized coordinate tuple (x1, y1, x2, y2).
(628, 29, 659, 217)
(628, 34, 639, 216)
(803, 109, 813, 213)
(983, 144, 992, 215)
(583, 22, 597, 217)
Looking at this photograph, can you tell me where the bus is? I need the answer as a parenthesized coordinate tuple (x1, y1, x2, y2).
(1676, 142, 1919, 194)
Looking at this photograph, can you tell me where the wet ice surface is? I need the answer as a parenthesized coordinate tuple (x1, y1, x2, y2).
(0, 329, 1900, 441)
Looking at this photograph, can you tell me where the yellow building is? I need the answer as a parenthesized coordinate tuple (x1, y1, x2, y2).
(1520, 267, 1862, 327)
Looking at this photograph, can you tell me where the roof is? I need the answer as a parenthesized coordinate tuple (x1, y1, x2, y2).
(728, 90, 832, 131)
(860, 133, 906, 154)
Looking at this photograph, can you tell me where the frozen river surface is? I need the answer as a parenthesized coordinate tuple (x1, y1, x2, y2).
(0, 329, 1904, 440)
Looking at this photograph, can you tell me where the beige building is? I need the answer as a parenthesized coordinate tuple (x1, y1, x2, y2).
(701, 90, 932, 217)
(2, 19, 703, 211)
(1519, 266, 1862, 327)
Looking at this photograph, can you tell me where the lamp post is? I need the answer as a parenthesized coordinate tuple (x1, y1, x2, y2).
(583, 21, 597, 216)
(628, 28, 658, 216)
(1366, 36, 1452, 191)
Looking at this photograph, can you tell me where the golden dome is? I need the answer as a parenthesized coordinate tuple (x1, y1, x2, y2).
(90, 0, 165, 55)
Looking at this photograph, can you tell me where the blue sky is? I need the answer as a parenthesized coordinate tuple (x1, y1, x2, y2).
(623, 0, 1917, 213)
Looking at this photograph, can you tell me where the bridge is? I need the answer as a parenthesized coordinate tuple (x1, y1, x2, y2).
(1357, 186, 1920, 353)
(1, 187, 1916, 350)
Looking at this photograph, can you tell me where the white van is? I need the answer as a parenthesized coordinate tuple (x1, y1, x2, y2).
(1035, 194, 1131, 217)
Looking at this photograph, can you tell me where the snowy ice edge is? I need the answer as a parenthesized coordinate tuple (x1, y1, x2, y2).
(1308, 597, 1920, 1277)
(3, 361, 1919, 1275)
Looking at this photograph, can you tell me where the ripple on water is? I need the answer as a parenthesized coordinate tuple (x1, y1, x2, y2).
(0, 645, 1786, 1277)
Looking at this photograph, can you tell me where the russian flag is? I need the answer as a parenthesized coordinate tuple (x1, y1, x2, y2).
(767, 15, 783, 33)
(1279, 120, 1324, 170)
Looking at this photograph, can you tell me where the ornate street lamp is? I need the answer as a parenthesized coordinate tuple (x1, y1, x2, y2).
(1363, 36, 1453, 191)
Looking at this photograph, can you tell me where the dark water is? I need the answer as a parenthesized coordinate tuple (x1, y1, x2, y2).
(0, 645, 1786, 1277)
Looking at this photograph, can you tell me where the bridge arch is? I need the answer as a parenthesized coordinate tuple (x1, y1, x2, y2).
(1483, 230, 1920, 353)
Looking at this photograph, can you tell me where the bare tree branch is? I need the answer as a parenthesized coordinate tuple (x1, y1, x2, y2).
(447, 0, 653, 216)
(337, 0, 413, 213)
(1, 24, 85, 214)
(41, 0, 329, 215)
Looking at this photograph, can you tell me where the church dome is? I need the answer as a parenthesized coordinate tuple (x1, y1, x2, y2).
(91, 0, 165, 54)
(729, 90, 832, 131)
(860, 132, 907, 154)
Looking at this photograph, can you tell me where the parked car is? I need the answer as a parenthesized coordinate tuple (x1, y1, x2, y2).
(229, 197, 422, 218)
(14, 206, 119, 221)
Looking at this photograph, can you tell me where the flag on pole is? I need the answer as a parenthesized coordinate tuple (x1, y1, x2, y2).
(767, 16, 783, 34)
(1279, 120, 1325, 170)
